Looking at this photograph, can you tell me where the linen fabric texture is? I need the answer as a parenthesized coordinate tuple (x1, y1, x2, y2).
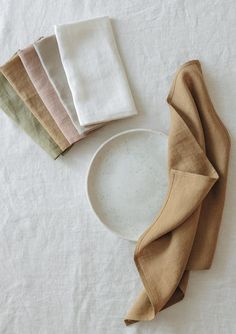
(0, 54, 70, 151)
(18, 45, 83, 145)
(34, 36, 102, 135)
(55, 17, 137, 126)
(125, 60, 231, 325)
(0, 72, 62, 159)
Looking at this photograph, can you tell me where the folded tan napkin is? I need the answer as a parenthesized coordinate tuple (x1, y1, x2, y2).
(0, 72, 62, 159)
(125, 60, 231, 325)
(18, 45, 84, 144)
(0, 54, 70, 151)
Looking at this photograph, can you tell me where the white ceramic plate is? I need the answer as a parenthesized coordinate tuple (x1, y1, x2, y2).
(87, 129, 168, 241)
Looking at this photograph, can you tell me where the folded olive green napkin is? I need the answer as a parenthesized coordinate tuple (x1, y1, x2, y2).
(125, 60, 231, 325)
(0, 72, 62, 159)
(0, 53, 70, 151)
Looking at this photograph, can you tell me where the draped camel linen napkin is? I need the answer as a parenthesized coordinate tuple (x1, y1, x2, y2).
(0, 72, 62, 159)
(34, 36, 102, 135)
(0, 54, 70, 151)
(18, 45, 83, 145)
(125, 60, 231, 325)
(55, 17, 137, 126)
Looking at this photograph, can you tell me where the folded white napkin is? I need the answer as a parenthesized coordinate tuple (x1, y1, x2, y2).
(55, 17, 137, 126)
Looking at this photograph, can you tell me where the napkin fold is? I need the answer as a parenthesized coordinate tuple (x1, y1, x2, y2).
(55, 17, 137, 126)
(0, 72, 62, 159)
(0, 54, 70, 151)
(18, 45, 83, 145)
(125, 60, 230, 325)
(34, 36, 102, 135)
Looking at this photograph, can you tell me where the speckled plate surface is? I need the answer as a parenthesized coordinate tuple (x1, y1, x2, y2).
(87, 129, 168, 241)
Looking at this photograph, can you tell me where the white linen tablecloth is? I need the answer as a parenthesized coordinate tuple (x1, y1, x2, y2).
(0, 1, 235, 333)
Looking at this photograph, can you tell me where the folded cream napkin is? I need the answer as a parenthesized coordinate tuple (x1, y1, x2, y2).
(0, 54, 70, 151)
(55, 17, 137, 126)
(125, 60, 230, 325)
(18, 45, 83, 145)
(0, 72, 62, 159)
(34, 36, 102, 135)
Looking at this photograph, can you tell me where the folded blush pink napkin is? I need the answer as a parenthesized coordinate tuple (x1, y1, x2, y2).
(34, 35, 103, 135)
(18, 45, 84, 145)
(125, 60, 231, 325)
(0, 54, 70, 151)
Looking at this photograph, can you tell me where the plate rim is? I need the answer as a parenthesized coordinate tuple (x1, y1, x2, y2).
(86, 128, 168, 242)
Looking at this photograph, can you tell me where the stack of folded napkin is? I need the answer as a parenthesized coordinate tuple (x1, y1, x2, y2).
(0, 17, 137, 159)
